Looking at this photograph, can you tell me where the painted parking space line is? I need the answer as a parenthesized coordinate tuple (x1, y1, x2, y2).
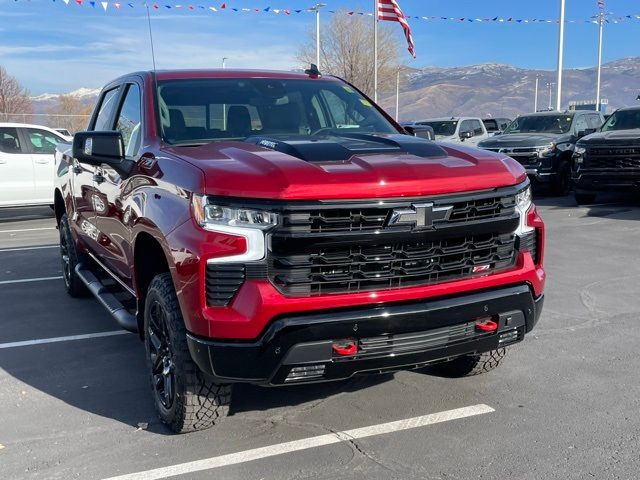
(0, 330, 130, 350)
(0, 227, 56, 234)
(0, 245, 59, 253)
(102, 404, 495, 480)
(0, 276, 63, 285)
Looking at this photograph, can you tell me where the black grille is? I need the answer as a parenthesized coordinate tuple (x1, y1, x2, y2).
(269, 233, 517, 296)
(355, 321, 489, 359)
(483, 147, 541, 167)
(279, 195, 515, 234)
(517, 231, 538, 265)
(585, 146, 640, 169)
(205, 264, 245, 306)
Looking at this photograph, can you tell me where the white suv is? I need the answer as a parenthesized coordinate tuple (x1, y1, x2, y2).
(0, 123, 71, 207)
(414, 117, 490, 146)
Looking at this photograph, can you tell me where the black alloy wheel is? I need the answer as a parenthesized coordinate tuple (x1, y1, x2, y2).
(147, 300, 176, 410)
(59, 228, 72, 288)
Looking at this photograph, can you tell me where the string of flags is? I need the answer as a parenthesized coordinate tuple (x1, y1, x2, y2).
(10, 0, 640, 25)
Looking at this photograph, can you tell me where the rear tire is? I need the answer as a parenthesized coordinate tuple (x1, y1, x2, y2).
(429, 348, 509, 377)
(144, 272, 231, 433)
(574, 191, 597, 205)
(59, 213, 88, 297)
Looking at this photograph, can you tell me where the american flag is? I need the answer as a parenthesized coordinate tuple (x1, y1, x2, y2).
(597, 0, 605, 9)
(377, 0, 416, 58)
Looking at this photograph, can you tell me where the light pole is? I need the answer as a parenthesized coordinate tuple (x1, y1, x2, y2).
(555, 0, 566, 111)
(222, 57, 228, 69)
(546, 82, 555, 111)
(534, 75, 539, 112)
(395, 67, 400, 122)
(222, 57, 229, 130)
(595, 11, 605, 112)
(309, 3, 326, 69)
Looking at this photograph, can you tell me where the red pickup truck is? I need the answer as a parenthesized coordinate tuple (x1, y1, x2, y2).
(54, 69, 545, 433)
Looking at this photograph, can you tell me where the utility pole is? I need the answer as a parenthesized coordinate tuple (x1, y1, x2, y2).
(555, 0, 566, 111)
(595, 11, 605, 112)
(395, 67, 400, 122)
(373, 0, 378, 103)
(309, 3, 326, 68)
(534, 75, 539, 112)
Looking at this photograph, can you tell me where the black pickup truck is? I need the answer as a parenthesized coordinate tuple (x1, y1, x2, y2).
(479, 111, 604, 195)
(572, 106, 640, 204)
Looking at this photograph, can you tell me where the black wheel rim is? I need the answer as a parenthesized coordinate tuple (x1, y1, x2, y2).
(147, 301, 175, 410)
(60, 230, 71, 287)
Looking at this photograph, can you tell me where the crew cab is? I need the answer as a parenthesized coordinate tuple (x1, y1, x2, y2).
(573, 106, 640, 204)
(53, 69, 545, 433)
(478, 111, 604, 195)
(0, 122, 69, 208)
(413, 117, 490, 146)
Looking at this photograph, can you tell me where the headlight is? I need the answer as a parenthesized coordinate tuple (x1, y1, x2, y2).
(192, 195, 278, 230)
(537, 143, 556, 158)
(192, 194, 278, 263)
(515, 186, 534, 235)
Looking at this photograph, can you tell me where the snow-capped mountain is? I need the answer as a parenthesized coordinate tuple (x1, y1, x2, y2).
(30, 87, 101, 113)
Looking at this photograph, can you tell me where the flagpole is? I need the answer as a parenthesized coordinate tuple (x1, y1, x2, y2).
(373, 0, 378, 103)
(395, 67, 400, 121)
(555, 0, 566, 111)
(595, 11, 604, 112)
(534, 74, 539, 112)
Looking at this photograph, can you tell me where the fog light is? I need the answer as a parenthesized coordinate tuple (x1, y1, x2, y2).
(285, 364, 326, 382)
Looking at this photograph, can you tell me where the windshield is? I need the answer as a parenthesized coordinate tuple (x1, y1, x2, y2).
(156, 78, 397, 145)
(416, 121, 457, 136)
(601, 110, 640, 132)
(504, 115, 573, 134)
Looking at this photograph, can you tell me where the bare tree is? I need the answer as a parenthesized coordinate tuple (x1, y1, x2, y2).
(297, 11, 406, 99)
(46, 95, 93, 133)
(0, 66, 33, 121)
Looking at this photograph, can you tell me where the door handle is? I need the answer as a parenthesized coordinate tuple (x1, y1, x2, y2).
(35, 159, 50, 164)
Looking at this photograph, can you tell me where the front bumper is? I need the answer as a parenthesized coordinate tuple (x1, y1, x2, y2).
(525, 168, 557, 184)
(573, 170, 640, 192)
(187, 284, 544, 385)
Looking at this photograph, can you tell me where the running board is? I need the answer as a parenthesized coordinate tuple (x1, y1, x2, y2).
(75, 264, 138, 333)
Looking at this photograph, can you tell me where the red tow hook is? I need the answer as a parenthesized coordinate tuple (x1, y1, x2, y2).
(475, 317, 499, 332)
(332, 339, 358, 356)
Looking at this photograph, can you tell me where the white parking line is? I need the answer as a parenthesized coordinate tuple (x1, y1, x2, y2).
(0, 276, 63, 285)
(0, 245, 59, 252)
(0, 330, 130, 350)
(0, 227, 56, 234)
(102, 404, 495, 480)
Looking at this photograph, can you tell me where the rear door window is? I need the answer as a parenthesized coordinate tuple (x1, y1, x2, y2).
(0, 127, 24, 154)
(471, 120, 484, 136)
(24, 129, 61, 154)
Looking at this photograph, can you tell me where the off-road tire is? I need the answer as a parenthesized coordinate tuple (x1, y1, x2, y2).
(430, 348, 509, 378)
(574, 191, 597, 205)
(59, 213, 88, 297)
(144, 272, 231, 433)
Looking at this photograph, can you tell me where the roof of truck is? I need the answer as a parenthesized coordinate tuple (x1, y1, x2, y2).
(115, 69, 340, 82)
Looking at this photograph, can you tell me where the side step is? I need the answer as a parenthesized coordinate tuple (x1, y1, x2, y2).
(75, 264, 138, 333)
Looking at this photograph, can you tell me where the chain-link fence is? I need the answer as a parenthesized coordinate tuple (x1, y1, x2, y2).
(0, 113, 91, 134)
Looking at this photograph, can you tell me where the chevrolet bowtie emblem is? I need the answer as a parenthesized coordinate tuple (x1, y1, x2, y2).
(387, 203, 453, 230)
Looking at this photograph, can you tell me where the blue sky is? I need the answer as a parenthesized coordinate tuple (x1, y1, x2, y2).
(1, 0, 639, 94)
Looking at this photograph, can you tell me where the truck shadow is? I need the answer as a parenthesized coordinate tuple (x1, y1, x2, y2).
(0, 206, 54, 224)
(532, 191, 640, 221)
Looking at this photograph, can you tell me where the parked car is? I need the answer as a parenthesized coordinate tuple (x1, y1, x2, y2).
(483, 117, 512, 135)
(414, 117, 491, 146)
(54, 128, 73, 139)
(0, 122, 70, 207)
(478, 111, 604, 195)
(54, 69, 545, 433)
(572, 106, 640, 204)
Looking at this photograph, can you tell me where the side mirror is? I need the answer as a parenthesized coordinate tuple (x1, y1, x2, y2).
(73, 131, 131, 174)
(494, 131, 502, 136)
(577, 128, 596, 139)
(404, 125, 434, 141)
(460, 131, 473, 140)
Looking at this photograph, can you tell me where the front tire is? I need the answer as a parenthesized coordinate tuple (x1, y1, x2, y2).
(59, 213, 88, 297)
(429, 348, 509, 377)
(144, 272, 231, 433)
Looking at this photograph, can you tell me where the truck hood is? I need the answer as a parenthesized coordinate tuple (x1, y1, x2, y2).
(164, 133, 526, 200)
(479, 132, 568, 149)
(577, 129, 640, 146)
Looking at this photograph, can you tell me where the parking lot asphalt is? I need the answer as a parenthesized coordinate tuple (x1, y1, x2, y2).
(1, 196, 640, 480)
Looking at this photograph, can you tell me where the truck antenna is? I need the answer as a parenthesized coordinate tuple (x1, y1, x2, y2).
(146, 4, 158, 73)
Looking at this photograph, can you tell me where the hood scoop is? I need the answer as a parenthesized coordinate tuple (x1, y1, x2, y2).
(243, 133, 447, 162)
